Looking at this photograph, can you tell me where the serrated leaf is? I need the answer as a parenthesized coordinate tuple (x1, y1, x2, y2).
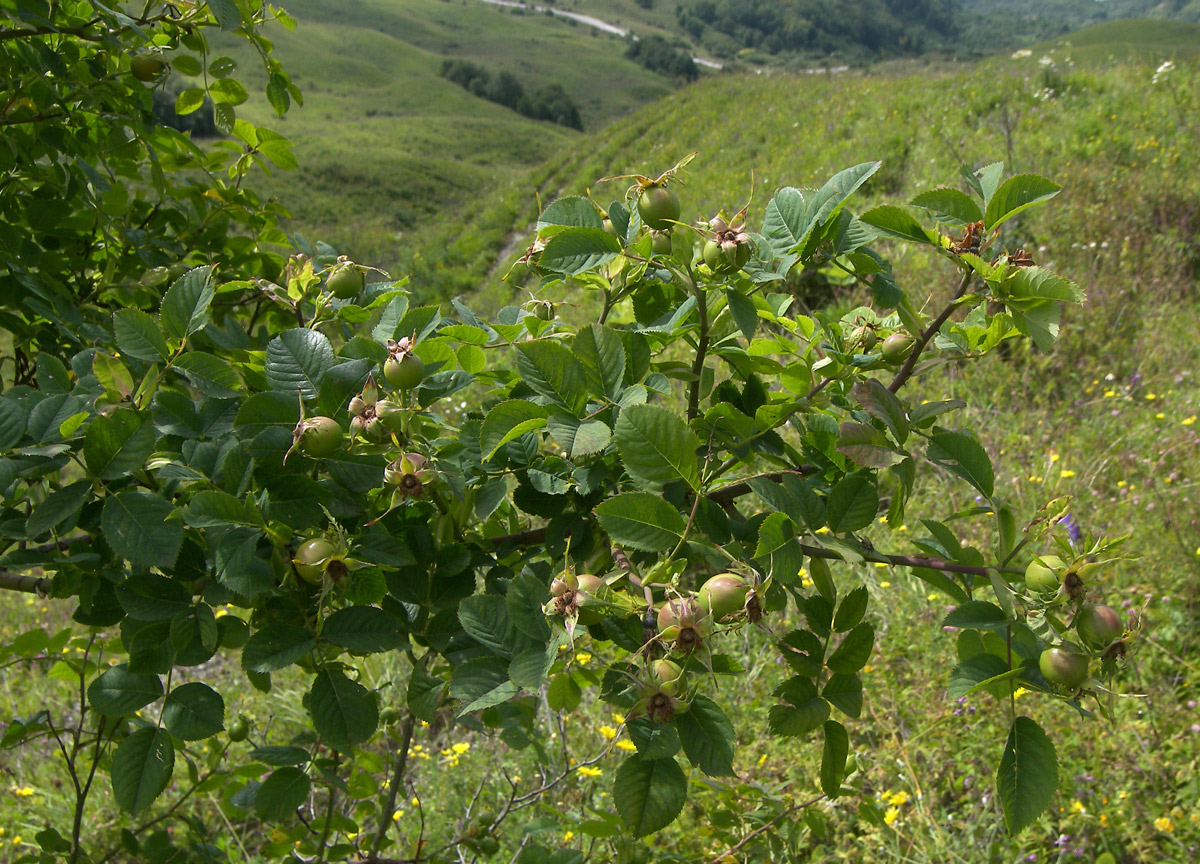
(675, 694, 734, 777)
(949, 653, 1017, 700)
(859, 205, 934, 244)
(943, 601, 1010, 631)
(851, 379, 908, 444)
(626, 716, 681, 760)
(88, 666, 164, 716)
(539, 227, 621, 275)
(450, 657, 518, 715)
(546, 673, 581, 712)
(997, 716, 1058, 833)
(160, 267, 215, 340)
(322, 607, 406, 653)
(111, 727, 174, 814)
(833, 586, 868, 633)
(537, 196, 603, 231)
(984, 174, 1060, 231)
(573, 324, 625, 402)
(255, 766, 310, 822)
(101, 491, 183, 568)
(595, 493, 686, 552)
(266, 329, 335, 401)
(506, 572, 552, 641)
(910, 187, 983, 227)
(309, 668, 377, 751)
(479, 401, 547, 461)
(614, 404, 700, 490)
(613, 757, 688, 837)
(822, 673, 863, 719)
(26, 479, 91, 538)
(1006, 266, 1085, 304)
(174, 352, 241, 398)
(826, 623, 874, 673)
(84, 410, 155, 480)
(820, 721, 849, 798)
(825, 474, 879, 534)
(113, 309, 170, 363)
(242, 625, 315, 673)
(162, 682, 224, 740)
(546, 414, 611, 459)
(406, 663, 443, 722)
(458, 594, 517, 657)
(516, 341, 588, 416)
(836, 422, 907, 468)
(928, 429, 994, 497)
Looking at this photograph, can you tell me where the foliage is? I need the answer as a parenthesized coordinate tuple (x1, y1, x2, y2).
(624, 35, 699, 82)
(0, 19, 1142, 847)
(440, 59, 584, 130)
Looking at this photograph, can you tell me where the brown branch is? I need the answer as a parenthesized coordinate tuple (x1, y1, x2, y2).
(0, 111, 67, 128)
(888, 268, 974, 393)
(0, 569, 51, 596)
(0, 22, 100, 43)
(703, 793, 826, 864)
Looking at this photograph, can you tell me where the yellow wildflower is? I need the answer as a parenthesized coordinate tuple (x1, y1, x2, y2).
(1183, 415, 1197, 426)
(1155, 816, 1174, 833)
(563, 831, 575, 843)
(611, 712, 626, 725)
(1060, 469, 1076, 478)
(1070, 801, 1086, 814)
(11, 787, 34, 797)
(888, 791, 909, 806)
(884, 807, 900, 826)
(451, 742, 470, 755)
(577, 766, 603, 778)
(616, 740, 636, 752)
(599, 725, 617, 740)
(575, 652, 592, 666)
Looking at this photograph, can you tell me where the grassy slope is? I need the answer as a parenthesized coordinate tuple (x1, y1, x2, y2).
(226, 0, 673, 276)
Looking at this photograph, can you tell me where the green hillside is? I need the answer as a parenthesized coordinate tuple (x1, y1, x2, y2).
(223, 0, 678, 275)
(1033, 18, 1200, 60)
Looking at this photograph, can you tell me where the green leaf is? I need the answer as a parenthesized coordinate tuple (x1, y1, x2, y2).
(820, 720, 849, 798)
(208, 0, 243, 29)
(835, 422, 906, 469)
(480, 401, 547, 461)
(507, 572, 552, 641)
(249, 746, 310, 767)
(825, 474, 878, 533)
(208, 77, 248, 106)
(910, 187, 983, 227)
(826, 623, 874, 673)
(101, 491, 183, 568)
(309, 668, 378, 751)
(943, 601, 1010, 631)
(242, 625, 315, 673)
(546, 673, 582, 712)
(546, 414, 612, 459)
(174, 352, 242, 398)
(768, 695, 828, 739)
(964, 162, 1005, 206)
(725, 289, 758, 341)
(113, 309, 170, 363)
(160, 266, 215, 340)
(595, 493, 687, 552)
(84, 409, 155, 480)
(516, 341, 588, 416)
(928, 429, 994, 497)
(573, 324, 626, 402)
(997, 716, 1058, 833)
(175, 87, 206, 115)
(118, 574, 191, 622)
(984, 174, 1061, 231)
(26, 479, 91, 538)
(266, 329, 335, 401)
(949, 653, 1018, 700)
(851, 379, 908, 444)
(613, 757, 688, 837)
(833, 586, 868, 633)
(162, 682, 224, 740)
(88, 666, 164, 716)
(1006, 266, 1085, 304)
(815, 162, 881, 223)
(406, 663, 443, 723)
(450, 657, 519, 715)
(626, 716, 681, 760)
(613, 404, 700, 490)
(458, 594, 517, 657)
(111, 727, 174, 814)
(1009, 299, 1061, 351)
(859, 205, 934, 244)
(822, 673, 863, 719)
(675, 694, 735, 777)
(539, 228, 621, 275)
(509, 645, 554, 690)
(182, 490, 262, 528)
(322, 607, 406, 653)
(255, 767, 311, 822)
(538, 196, 603, 231)
(0, 398, 26, 450)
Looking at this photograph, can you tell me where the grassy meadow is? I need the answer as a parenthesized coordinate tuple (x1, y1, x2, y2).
(3, 12, 1200, 864)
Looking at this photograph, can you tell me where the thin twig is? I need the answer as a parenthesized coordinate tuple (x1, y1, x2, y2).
(703, 793, 825, 864)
